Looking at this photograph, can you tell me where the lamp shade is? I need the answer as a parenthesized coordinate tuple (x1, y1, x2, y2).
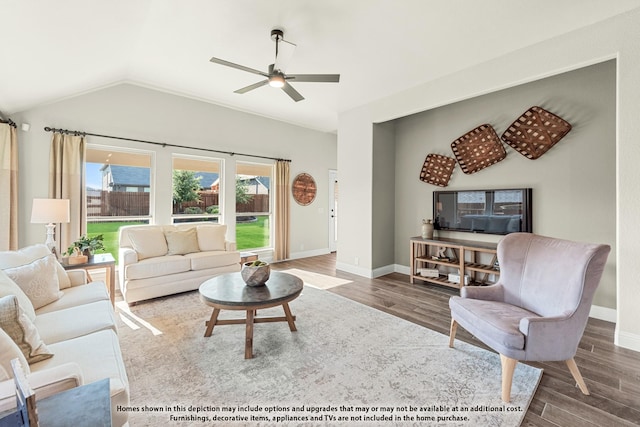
(30, 198, 70, 224)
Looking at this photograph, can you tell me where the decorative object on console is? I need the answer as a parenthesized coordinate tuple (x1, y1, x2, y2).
(65, 234, 105, 260)
(418, 268, 439, 278)
(419, 154, 456, 187)
(450, 124, 507, 174)
(501, 106, 572, 159)
(30, 198, 70, 258)
(292, 173, 317, 206)
(241, 261, 270, 287)
(421, 219, 434, 239)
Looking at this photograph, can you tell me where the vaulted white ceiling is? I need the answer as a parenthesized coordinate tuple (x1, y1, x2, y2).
(2, 0, 639, 132)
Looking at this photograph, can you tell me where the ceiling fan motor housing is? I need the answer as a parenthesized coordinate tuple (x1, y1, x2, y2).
(270, 29, 284, 42)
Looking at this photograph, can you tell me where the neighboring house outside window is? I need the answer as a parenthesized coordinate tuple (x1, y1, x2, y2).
(85, 147, 154, 263)
(172, 155, 222, 224)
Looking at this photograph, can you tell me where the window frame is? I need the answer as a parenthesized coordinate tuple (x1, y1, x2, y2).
(171, 154, 223, 225)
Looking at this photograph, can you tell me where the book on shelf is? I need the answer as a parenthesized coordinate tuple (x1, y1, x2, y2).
(431, 256, 454, 262)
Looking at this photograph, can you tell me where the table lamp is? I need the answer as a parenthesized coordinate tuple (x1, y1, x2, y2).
(30, 198, 70, 258)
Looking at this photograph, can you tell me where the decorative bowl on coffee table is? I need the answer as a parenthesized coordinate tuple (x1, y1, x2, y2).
(241, 262, 270, 287)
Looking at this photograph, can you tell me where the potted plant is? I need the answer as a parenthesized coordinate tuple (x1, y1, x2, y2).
(66, 234, 105, 259)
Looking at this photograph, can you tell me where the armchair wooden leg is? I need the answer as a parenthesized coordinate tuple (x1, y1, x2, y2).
(500, 354, 518, 403)
(449, 319, 458, 348)
(566, 358, 590, 395)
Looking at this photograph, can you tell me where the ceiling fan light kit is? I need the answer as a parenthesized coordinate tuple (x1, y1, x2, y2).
(209, 28, 339, 102)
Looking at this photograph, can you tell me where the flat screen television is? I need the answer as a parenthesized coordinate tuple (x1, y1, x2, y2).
(433, 188, 532, 235)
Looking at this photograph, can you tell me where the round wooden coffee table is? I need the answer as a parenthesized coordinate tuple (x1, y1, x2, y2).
(199, 271, 303, 359)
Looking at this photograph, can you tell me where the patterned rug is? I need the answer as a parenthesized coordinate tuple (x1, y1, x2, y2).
(115, 285, 541, 426)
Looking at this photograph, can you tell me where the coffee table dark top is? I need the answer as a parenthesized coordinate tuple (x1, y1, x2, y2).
(199, 271, 303, 308)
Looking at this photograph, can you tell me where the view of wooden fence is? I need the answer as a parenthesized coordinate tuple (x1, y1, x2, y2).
(88, 191, 269, 217)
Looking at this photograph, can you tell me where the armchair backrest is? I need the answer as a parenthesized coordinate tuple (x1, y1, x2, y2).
(497, 233, 610, 319)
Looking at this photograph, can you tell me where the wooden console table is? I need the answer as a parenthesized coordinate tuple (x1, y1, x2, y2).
(410, 236, 500, 289)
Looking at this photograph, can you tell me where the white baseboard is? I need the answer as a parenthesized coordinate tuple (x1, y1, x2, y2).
(289, 248, 331, 260)
(589, 305, 617, 322)
(336, 261, 375, 278)
(336, 263, 404, 278)
(615, 329, 640, 352)
(395, 264, 411, 275)
(372, 264, 395, 278)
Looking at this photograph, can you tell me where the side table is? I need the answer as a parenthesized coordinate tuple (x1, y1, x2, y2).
(240, 251, 258, 265)
(61, 253, 116, 308)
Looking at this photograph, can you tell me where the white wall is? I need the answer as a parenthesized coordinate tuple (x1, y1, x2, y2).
(393, 60, 616, 309)
(337, 9, 640, 351)
(14, 83, 337, 259)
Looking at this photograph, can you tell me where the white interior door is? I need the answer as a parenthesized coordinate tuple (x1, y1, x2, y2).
(328, 169, 338, 252)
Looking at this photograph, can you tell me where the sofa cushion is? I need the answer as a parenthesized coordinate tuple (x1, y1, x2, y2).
(197, 225, 227, 251)
(4, 254, 62, 309)
(449, 296, 534, 350)
(35, 300, 116, 344)
(0, 327, 31, 380)
(0, 269, 36, 322)
(127, 228, 168, 260)
(125, 255, 191, 280)
(35, 281, 109, 315)
(0, 295, 53, 364)
(187, 251, 241, 271)
(0, 244, 71, 289)
(165, 228, 200, 255)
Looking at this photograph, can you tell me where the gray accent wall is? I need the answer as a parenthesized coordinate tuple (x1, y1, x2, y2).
(391, 60, 616, 309)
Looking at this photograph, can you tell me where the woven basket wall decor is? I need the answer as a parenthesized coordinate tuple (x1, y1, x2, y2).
(450, 124, 507, 174)
(419, 154, 456, 187)
(501, 106, 572, 159)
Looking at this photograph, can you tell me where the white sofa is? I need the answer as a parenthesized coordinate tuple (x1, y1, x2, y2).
(0, 244, 129, 426)
(118, 223, 241, 305)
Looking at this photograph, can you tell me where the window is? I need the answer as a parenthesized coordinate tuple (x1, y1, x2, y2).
(235, 162, 273, 250)
(172, 155, 222, 224)
(85, 147, 154, 263)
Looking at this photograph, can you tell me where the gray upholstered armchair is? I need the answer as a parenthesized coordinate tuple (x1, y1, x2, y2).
(448, 233, 610, 402)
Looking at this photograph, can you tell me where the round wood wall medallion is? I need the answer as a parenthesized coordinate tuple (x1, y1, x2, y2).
(292, 173, 317, 206)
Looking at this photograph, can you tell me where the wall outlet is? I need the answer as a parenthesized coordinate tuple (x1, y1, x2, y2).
(354, 256, 359, 266)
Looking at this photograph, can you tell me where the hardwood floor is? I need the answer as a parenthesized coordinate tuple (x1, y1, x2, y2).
(272, 253, 640, 427)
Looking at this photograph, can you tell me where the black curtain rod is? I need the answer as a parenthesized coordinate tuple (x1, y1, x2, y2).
(43, 126, 291, 163)
(0, 118, 17, 128)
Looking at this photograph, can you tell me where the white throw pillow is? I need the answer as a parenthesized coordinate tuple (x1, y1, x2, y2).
(4, 254, 62, 309)
(0, 269, 36, 321)
(197, 225, 227, 251)
(0, 244, 71, 289)
(0, 327, 31, 379)
(165, 228, 200, 255)
(0, 295, 53, 364)
(127, 228, 168, 260)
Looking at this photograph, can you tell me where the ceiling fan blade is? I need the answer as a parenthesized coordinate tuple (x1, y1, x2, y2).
(234, 80, 269, 94)
(274, 39, 296, 73)
(287, 74, 340, 83)
(210, 57, 268, 77)
(282, 82, 304, 102)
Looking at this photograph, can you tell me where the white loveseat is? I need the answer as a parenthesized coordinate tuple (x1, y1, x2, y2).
(0, 244, 129, 426)
(118, 223, 241, 305)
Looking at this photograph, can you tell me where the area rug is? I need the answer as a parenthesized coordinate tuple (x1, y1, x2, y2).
(116, 285, 541, 426)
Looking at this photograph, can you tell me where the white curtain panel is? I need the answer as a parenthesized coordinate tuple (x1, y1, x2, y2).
(0, 123, 18, 250)
(49, 133, 86, 255)
(274, 160, 290, 261)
